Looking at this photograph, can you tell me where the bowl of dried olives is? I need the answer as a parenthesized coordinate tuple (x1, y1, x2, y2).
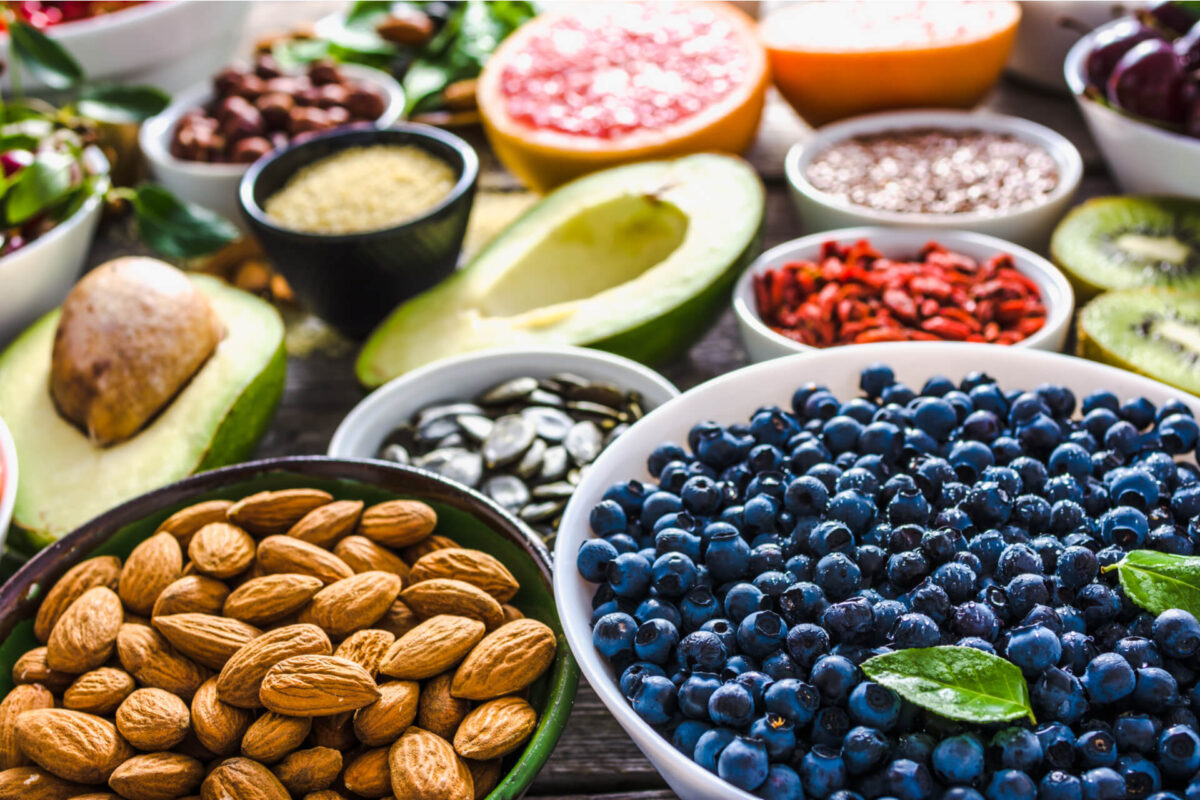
(329, 346, 679, 544)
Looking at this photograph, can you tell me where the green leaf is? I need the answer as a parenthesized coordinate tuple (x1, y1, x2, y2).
(77, 84, 171, 124)
(272, 37, 333, 70)
(8, 21, 83, 90)
(862, 646, 1036, 725)
(402, 58, 456, 115)
(344, 0, 396, 29)
(130, 184, 239, 260)
(5, 150, 75, 225)
(1106, 550, 1200, 616)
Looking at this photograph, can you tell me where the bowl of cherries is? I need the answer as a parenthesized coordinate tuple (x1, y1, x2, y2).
(1065, 1, 1200, 196)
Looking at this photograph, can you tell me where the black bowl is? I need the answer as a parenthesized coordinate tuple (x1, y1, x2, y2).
(240, 124, 478, 339)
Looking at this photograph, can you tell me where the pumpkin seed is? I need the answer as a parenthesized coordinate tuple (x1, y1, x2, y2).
(569, 381, 625, 407)
(522, 407, 574, 441)
(527, 389, 565, 407)
(457, 414, 494, 442)
(483, 475, 530, 511)
(479, 377, 538, 405)
(416, 448, 483, 488)
(514, 437, 548, 480)
(566, 400, 622, 420)
(382, 443, 410, 465)
(417, 402, 484, 427)
(520, 500, 567, 524)
(539, 445, 569, 482)
(565, 420, 603, 465)
(416, 415, 460, 445)
(532, 481, 575, 500)
(483, 415, 536, 468)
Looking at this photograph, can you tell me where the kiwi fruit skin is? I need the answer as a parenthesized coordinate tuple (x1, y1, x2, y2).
(1051, 196, 1200, 301)
(1077, 287, 1200, 395)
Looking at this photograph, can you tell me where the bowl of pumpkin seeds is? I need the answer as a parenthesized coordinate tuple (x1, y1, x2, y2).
(329, 346, 679, 543)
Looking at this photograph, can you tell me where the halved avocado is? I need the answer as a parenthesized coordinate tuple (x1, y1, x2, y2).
(356, 154, 765, 387)
(0, 276, 286, 549)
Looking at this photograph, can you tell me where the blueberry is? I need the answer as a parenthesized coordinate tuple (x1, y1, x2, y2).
(1081, 767, 1126, 800)
(1077, 729, 1118, 768)
(631, 674, 676, 725)
(1158, 724, 1200, 778)
(1050, 443, 1093, 482)
(1114, 713, 1159, 755)
(708, 681, 756, 729)
(1152, 608, 1200, 659)
(577, 538, 619, 583)
(814, 552, 863, 600)
(758, 764, 805, 800)
(950, 440, 996, 482)
(1038, 722, 1078, 770)
(603, 480, 648, 516)
(992, 726, 1043, 771)
(891, 613, 941, 648)
(716, 734, 769, 791)
(847, 681, 900, 731)
(670, 718, 711, 756)
(1084, 652, 1137, 704)
(908, 580, 952, 624)
(1032, 667, 1088, 724)
(841, 725, 889, 775)
(725, 582, 769, 624)
(1056, 545, 1099, 590)
(986, 769, 1037, 800)
(607, 552, 652, 598)
(678, 630, 727, 672)
(1039, 771, 1084, 800)
(618, 662, 665, 699)
(592, 612, 637, 661)
(679, 585, 722, 632)
(800, 744, 847, 799)
(827, 490, 876, 535)
(1118, 754, 1162, 799)
(860, 363, 895, 397)
(887, 488, 930, 526)
(886, 758, 934, 800)
(953, 601, 1001, 641)
(808, 520, 855, 557)
(737, 610, 787, 659)
(887, 551, 930, 591)
(1133, 666, 1179, 712)
(764, 678, 820, 725)
(632, 618, 678, 665)
(1006, 624, 1063, 674)
(932, 733, 985, 784)
(1159, 413, 1199, 453)
(706, 527, 751, 583)
(821, 597, 874, 643)
(694, 726, 736, 772)
(749, 713, 796, 760)
(810, 654, 858, 705)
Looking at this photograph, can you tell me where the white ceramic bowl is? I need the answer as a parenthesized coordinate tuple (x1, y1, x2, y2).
(1065, 18, 1200, 196)
(1007, 1, 1137, 94)
(0, 416, 17, 552)
(785, 110, 1083, 250)
(0, 1, 249, 94)
(140, 64, 406, 229)
(328, 346, 681, 459)
(553, 342, 1200, 800)
(0, 147, 110, 346)
(732, 226, 1074, 363)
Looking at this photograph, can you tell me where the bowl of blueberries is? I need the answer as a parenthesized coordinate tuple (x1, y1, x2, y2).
(553, 342, 1200, 800)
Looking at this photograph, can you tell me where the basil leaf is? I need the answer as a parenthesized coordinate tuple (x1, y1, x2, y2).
(9, 21, 83, 90)
(130, 184, 238, 259)
(862, 646, 1036, 725)
(6, 150, 75, 225)
(1107, 550, 1200, 616)
(77, 84, 171, 124)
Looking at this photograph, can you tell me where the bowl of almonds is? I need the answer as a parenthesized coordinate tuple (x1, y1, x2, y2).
(0, 456, 578, 800)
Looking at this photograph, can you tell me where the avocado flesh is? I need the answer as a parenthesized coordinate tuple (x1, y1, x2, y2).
(357, 154, 765, 387)
(1077, 288, 1200, 395)
(0, 276, 285, 548)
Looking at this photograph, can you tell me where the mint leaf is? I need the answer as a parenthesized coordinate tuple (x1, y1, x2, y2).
(77, 84, 171, 124)
(5, 150, 75, 224)
(1107, 550, 1200, 617)
(862, 646, 1035, 725)
(130, 184, 238, 260)
(9, 21, 82, 90)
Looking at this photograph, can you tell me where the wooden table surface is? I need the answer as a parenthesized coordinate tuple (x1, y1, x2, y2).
(79, 4, 1119, 798)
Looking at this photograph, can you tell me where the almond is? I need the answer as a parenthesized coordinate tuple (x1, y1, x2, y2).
(116, 624, 207, 700)
(216, 623, 331, 708)
(108, 752, 204, 800)
(333, 629, 394, 677)
(118, 533, 183, 615)
(14, 709, 134, 783)
(333, 535, 411, 580)
(191, 678, 252, 756)
(228, 489, 333, 535)
(453, 696, 536, 759)
(33, 556, 122, 643)
(297, 571, 402, 637)
(223, 573, 323, 625)
(451, 619, 555, 700)
(357, 500, 436, 548)
(187, 523, 256, 579)
(152, 614, 262, 669)
(259, 655, 379, 716)
(46, 586, 123, 673)
(287, 500, 363, 548)
(388, 727, 472, 800)
(271, 747, 341, 795)
(378, 615, 485, 680)
(256, 536, 353, 585)
(465, 757, 502, 800)
(400, 579, 503, 629)
(115, 688, 191, 750)
(501, 604, 524, 623)
(410, 549, 519, 603)
(0, 684, 54, 768)
(309, 713, 355, 750)
(63, 667, 135, 715)
(400, 534, 457, 564)
(240, 712, 310, 763)
(417, 672, 470, 741)
(65, 793, 119, 800)
(375, 598, 419, 638)
(151, 576, 229, 617)
(0, 766, 85, 800)
(11, 648, 72, 693)
(352, 680, 418, 746)
(200, 757, 290, 800)
(342, 747, 390, 798)
(304, 792, 346, 800)
(157, 500, 234, 548)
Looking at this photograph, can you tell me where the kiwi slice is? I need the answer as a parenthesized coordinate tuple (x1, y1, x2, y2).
(1078, 288, 1200, 394)
(1051, 196, 1200, 299)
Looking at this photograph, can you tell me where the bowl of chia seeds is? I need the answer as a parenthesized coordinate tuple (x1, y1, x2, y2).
(328, 346, 679, 544)
(785, 109, 1083, 250)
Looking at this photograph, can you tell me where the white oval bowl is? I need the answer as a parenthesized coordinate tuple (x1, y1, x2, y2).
(732, 226, 1074, 363)
(0, 1, 250, 94)
(328, 346, 680, 460)
(140, 63, 406, 229)
(1064, 17, 1200, 197)
(553, 342, 1200, 800)
(0, 147, 110, 346)
(0, 415, 17, 553)
(785, 109, 1083, 250)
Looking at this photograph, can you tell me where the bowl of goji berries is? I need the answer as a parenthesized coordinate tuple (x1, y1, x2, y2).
(732, 227, 1074, 363)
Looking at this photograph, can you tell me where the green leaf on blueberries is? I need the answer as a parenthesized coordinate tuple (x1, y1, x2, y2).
(1106, 550, 1200, 617)
(9, 21, 83, 90)
(77, 84, 171, 123)
(6, 150, 75, 224)
(862, 646, 1036, 725)
(130, 184, 238, 260)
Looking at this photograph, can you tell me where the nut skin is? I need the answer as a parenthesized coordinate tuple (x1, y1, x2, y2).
(0, 684, 54, 769)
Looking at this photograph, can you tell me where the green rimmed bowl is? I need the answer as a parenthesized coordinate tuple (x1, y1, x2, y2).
(0, 456, 578, 800)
